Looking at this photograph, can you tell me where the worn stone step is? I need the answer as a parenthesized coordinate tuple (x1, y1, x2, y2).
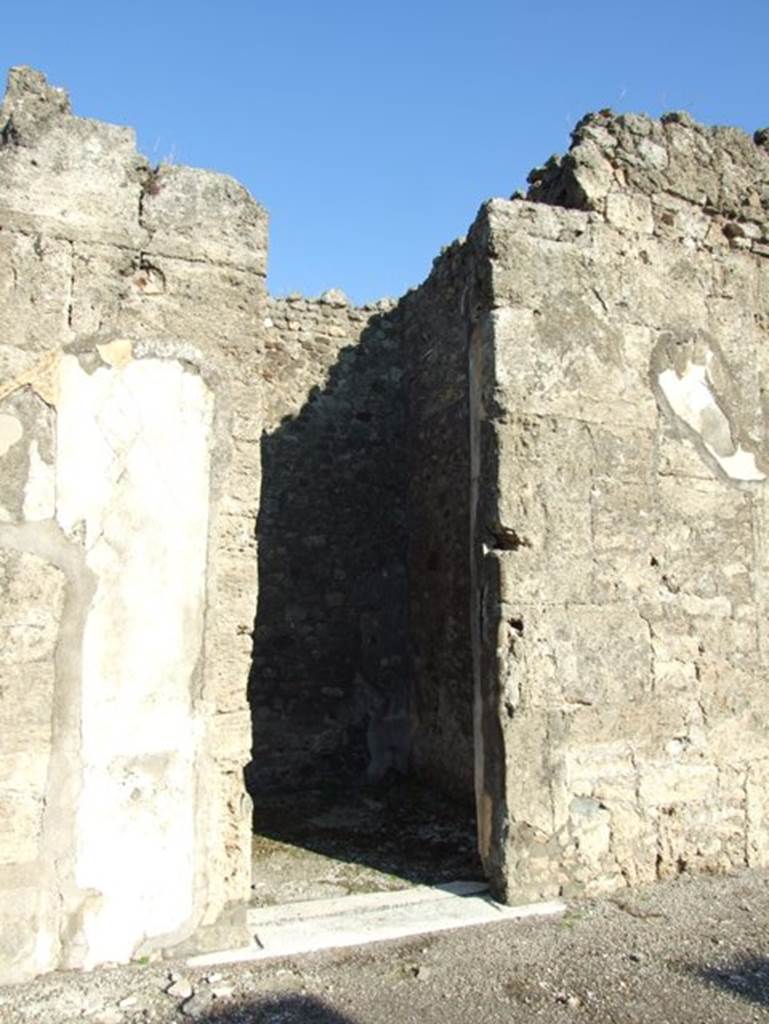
(186, 883, 565, 967)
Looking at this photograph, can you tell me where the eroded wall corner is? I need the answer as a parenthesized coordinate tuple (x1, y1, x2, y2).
(472, 112, 769, 900)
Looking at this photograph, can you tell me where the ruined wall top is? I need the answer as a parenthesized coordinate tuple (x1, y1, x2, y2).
(0, 67, 268, 274)
(526, 109, 769, 245)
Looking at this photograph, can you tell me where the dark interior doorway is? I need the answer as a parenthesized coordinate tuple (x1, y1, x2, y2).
(245, 304, 481, 905)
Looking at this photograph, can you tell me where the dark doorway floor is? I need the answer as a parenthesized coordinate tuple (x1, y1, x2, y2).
(250, 777, 483, 906)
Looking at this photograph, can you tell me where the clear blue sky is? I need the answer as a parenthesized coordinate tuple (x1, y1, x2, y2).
(2, 1, 767, 305)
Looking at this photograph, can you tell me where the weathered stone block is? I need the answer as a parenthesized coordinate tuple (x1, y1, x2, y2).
(653, 476, 753, 613)
(141, 165, 267, 275)
(0, 548, 61, 870)
(503, 603, 652, 710)
(493, 417, 593, 605)
(207, 710, 252, 771)
(605, 191, 654, 234)
(0, 69, 147, 248)
(71, 246, 264, 349)
(0, 232, 72, 361)
(590, 423, 655, 481)
(0, 885, 46, 982)
(0, 750, 48, 864)
(638, 762, 719, 808)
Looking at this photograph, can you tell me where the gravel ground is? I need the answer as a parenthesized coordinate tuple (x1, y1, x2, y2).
(3, 868, 769, 1023)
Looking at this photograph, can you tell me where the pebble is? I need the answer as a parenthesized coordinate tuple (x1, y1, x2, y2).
(556, 991, 582, 1008)
(181, 991, 214, 1018)
(319, 288, 350, 307)
(80, 996, 105, 1016)
(92, 1011, 123, 1024)
(166, 977, 194, 1000)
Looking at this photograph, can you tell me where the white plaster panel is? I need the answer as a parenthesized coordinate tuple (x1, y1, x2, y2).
(658, 360, 766, 482)
(55, 353, 213, 966)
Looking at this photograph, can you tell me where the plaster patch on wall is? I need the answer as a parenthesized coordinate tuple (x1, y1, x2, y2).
(0, 413, 22, 456)
(653, 334, 766, 483)
(96, 337, 133, 369)
(23, 440, 55, 521)
(53, 350, 214, 966)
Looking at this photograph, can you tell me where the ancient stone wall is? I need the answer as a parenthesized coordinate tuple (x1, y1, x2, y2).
(3, 61, 769, 985)
(0, 68, 265, 982)
(399, 241, 488, 803)
(472, 112, 769, 899)
(250, 293, 409, 793)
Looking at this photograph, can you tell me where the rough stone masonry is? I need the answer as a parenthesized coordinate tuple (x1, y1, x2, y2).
(0, 67, 265, 983)
(470, 111, 769, 901)
(0, 66, 768, 983)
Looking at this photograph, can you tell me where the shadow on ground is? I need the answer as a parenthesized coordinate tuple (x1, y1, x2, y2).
(692, 955, 769, 1006)
(251, 776, 481, 898)
(196, 994, 359, 1023)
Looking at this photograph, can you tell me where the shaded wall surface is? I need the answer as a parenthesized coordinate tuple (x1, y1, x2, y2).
(399, 241, 490, 803)
(0, 68, 265, 982)
(472, 112, 769, 900)
(250, 295, 410, 792)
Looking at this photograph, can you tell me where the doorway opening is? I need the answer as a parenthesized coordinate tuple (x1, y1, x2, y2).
(245, 302, 481, 908)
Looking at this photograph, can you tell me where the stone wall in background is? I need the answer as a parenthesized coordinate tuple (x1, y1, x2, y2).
(472, 112, 769, 900)
(250, 293, 410, 794)
(0, 67, 266, 982)
(399, 240, 489, 804)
